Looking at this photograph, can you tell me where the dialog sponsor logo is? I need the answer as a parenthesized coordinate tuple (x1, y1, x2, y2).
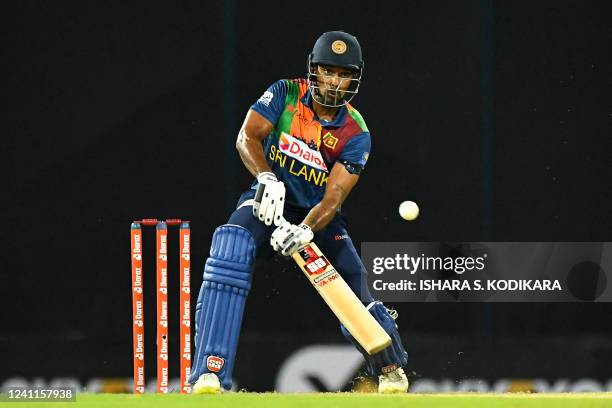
(279, 133, 328, 172)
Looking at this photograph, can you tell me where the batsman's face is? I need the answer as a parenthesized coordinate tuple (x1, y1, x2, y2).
(315, 65, 355, 101)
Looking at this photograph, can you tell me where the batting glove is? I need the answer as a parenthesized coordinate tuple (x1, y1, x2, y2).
(253, 172, 286, 226)
(271, 220, 314, 257)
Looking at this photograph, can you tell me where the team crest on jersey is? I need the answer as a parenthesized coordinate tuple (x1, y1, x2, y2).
(278, 133, 328, 172)
(322, 132, 339, 150)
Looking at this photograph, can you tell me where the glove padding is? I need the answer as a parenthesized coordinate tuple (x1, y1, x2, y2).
(253, 172, 285, 226)
(270, 220, 314, 257)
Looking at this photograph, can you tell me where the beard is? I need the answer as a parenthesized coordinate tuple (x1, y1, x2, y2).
(317, 87, 345, 105)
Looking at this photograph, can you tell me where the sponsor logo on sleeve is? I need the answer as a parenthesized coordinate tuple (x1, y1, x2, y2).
(360, 152, 369, 165)
(258, 91, 274, 107)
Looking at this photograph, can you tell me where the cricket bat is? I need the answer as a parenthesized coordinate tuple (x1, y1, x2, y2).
(292, 242, 392, 355)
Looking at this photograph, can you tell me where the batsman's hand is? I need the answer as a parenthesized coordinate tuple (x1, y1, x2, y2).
(253, 172, 286, 226)
(271, 220, 314, 257)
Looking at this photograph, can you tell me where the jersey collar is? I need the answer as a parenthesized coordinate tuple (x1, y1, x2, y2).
(301, 91, 347, 128)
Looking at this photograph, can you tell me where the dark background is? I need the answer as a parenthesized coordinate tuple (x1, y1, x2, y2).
(3, 0, 612, 391)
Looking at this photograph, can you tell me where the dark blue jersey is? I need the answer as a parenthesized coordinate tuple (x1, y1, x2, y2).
(250, 79, 371, 209)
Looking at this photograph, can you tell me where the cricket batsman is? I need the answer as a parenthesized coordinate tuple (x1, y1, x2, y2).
(190, 31, 409, 394)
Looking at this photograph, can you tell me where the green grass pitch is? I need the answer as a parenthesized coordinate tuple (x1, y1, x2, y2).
(8, 392, 612, 408)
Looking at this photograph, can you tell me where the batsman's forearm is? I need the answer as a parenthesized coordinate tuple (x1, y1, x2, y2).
(302, 202, 337, 232)
(303, 183, 350, 231)
(303, 191, 345, 232)
(236, 128, 272, 178)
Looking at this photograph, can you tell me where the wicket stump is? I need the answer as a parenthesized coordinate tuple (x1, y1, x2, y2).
(130, 218, 191, 394)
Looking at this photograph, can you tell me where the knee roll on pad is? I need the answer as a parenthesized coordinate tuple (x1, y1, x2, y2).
(340, 301, 408, 376)
(190, 225, 256, 390)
